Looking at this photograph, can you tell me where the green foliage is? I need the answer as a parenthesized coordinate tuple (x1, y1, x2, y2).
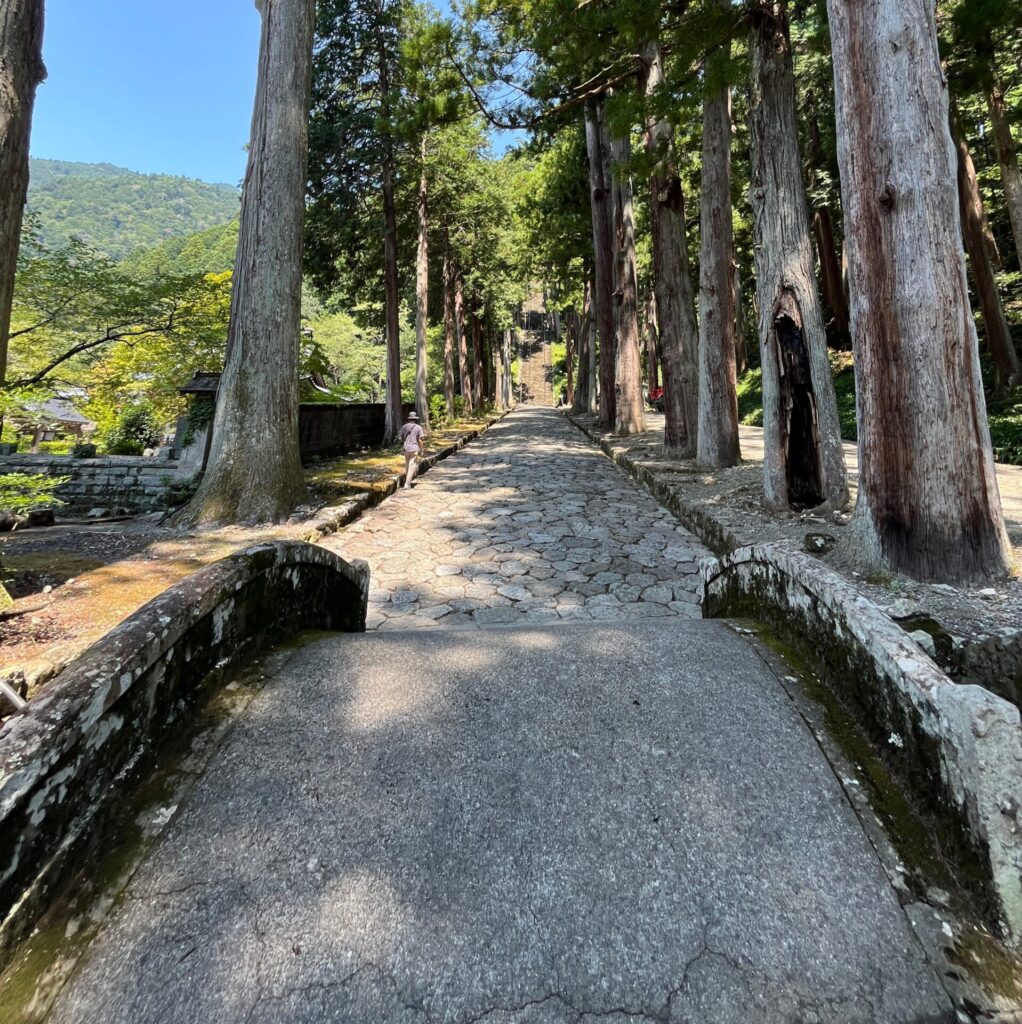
(121, 220, 240, 278)
(34, 440, 73, 455)
(102, 405, 162, 455)
(0, 474, 67, 515)
(988, 393, 1022, 464)
(26, 159, 240, 260)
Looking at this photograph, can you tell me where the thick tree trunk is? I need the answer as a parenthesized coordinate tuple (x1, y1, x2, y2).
(584, 99, 617, 429)
(0, 0, 45, 388)
(454, 266, 472, 414)
(640, 39, 698, 453)
(414, 145, 430, 427)
(828, 0, 1011, 582)
(607, 133, 646, 435)
(987, 77, 1022, 267)
(696, 41, 740, 469)
(442, 239, 456, 419)
(749, 0, 848, 510)
(813, 207, 852, 349)
(953, 118, 1021, 391)
(184, 0, 313, 525)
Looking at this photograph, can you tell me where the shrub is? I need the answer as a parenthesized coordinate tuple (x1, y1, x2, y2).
(104, 405, 161, 455)
(0, 473, 67, 515)
(35, 439, 73, 455)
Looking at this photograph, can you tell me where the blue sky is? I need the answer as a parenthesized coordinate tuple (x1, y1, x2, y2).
(31, 0, 261, 185)
(30, 0, 523, 186)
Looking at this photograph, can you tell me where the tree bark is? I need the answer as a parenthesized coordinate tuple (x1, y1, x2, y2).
(584, 99, 617, 429)
(953, 116, 1021, 391)
(471, 302, 484, 409)
(645, 292, 660, 392)
(987, 76, 1022, 267)
(828, 0, 1011, 581)
(572, 281, 593, 414)
(565, 305, 576, 407)
(183, 0, 313, 525)
(414, 140, 430, 427)
(0, 0, 45, 389)
(379, 23, 402, 445)
(749, 0, 848, 510)
(640, 38, 698, 453)
(442, 236, 456, 419)
(607, 133, 646, 435)
(696, 35, 740, 469)
(734, 260, 749, 375)
(813, 207, 852, 349)
(454, 266, 472, 414)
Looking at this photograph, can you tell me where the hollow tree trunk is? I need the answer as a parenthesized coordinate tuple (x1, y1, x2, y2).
(414, 142, 430, 427)
(454, 266, 472, 414)
(379, 39, 402, 445)
(584, 99, 617, 429)
(696, 35, 740, 470)
(0, 0, 45, 389)
(607, 133, 646, 435)
(749, 0, 848, 510)
(987, 76, 1022, 266)
(813, 207, 852, 349)
(184, 0, 313, 525)
(953, 117, 1021, 391)
(442, 238, 456, 419)
(640, 39, 698, 453)
(828, 0, 1011, 582)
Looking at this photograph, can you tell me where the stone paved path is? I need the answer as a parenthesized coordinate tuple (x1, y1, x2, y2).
(328, 408, 707, 631)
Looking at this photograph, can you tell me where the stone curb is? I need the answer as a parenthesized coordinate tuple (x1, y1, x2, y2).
(703, 543, 1022, 947)
(1, 409, 514, 701)
(562, 411, 741, 555)
(0, 540, 369, 966)
(298, 408, 514, 543)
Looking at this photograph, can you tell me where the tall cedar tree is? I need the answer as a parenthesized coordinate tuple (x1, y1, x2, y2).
(828, 0, 1012, 581)
(183, 0, 314, 524)
(641, 39, 699, 454)
(307, 0, 404, 443)
(748, 0, 848, 511)
(696, 8, 740, 469)
(0, 0, 45, 393)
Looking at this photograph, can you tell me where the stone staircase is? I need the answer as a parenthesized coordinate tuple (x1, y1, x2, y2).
(516, 330, 555, 406)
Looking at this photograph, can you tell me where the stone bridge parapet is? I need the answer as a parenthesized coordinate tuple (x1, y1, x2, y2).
(0, 541, 368, 965)
(703, 543, 1022, 947)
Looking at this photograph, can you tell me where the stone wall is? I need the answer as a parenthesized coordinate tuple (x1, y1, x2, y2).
(0, 541, 368, 964)
(0, 453, 193, 512)
(703, 544, 1022, 947)
(299, 401, 416, 460)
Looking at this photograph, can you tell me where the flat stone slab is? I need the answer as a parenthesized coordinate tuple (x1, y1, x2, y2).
(49, 620, 950, 1023)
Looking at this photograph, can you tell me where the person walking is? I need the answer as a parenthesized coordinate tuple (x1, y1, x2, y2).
(399, 411, 425, 490)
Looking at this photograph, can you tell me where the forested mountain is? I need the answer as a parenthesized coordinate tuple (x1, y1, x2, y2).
(26, 158, 240, 259)
(120, 219, 240, 277)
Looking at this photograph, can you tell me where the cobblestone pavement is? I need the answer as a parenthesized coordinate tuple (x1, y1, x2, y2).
(325, 407, 710, 630)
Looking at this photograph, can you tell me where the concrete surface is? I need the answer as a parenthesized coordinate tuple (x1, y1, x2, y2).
(48, 620, 951, 1023)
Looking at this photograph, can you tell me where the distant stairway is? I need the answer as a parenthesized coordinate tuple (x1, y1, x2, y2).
(516, 330, 555, 406)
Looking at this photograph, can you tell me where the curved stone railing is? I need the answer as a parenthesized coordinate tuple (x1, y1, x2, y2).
(703, 543, 1022, 946)
(0, 541, 368, 961)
